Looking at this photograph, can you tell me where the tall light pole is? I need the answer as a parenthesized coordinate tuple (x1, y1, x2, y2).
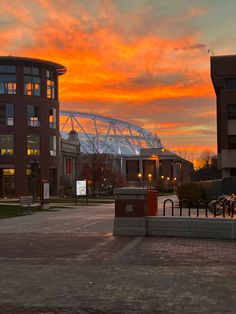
(30, 158, 40, 200)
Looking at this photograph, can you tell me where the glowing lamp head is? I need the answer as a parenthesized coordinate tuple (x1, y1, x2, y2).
(167, 177, 170, 180)
(161, 175, 164, 179)
(137, 173, 142, 178)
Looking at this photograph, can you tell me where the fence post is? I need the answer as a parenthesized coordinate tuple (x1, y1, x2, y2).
(179, 199, 191, 217)
(196, 199, 208, 217)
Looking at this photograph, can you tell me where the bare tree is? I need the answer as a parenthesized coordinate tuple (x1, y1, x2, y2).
(80, 152, 114, 196)
(194, 150, 221, 181)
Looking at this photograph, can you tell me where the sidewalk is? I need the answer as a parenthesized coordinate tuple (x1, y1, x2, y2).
(0, 202, 236, 313)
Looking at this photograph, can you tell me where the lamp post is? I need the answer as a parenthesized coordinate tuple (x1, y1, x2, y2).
(148, 173, 152, 189)
(30, 158, 39, 200)
(137, 172, 142, 187)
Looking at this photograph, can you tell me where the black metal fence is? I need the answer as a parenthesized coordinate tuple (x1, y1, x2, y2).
(163, 198, 236, 218)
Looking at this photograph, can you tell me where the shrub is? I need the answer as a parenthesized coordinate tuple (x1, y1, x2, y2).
(177, 182, 205, 206)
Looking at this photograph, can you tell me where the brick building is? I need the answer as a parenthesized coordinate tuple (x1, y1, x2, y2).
(211, 55, 236, 178)
(0, 56, 66, 197)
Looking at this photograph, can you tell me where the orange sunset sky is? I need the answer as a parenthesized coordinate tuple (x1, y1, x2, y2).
(1, 0, 236, 155)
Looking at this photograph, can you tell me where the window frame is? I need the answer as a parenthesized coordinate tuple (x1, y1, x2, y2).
(27, 134, 40, 156)
(24, 66, 41, 97)
(0, 134, 14, 156)
(27, 104, 41, 127)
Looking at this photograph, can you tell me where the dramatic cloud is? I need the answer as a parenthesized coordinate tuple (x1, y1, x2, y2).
(1, 0, 234, 153)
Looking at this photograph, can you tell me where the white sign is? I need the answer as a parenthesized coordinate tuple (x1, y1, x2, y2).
(43, 182, 50, 200)
(76, 180, 87, 196)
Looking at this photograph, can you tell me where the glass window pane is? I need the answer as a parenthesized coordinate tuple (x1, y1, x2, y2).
(24, 66, 31, 75)
(6, 104, 14, 126)
(49, 107, 56, 128)
(0, 74, 16, 94)
(24, 82, 33, 95)
(27, 105, 40, 127)
(50, 136, 56, 156)
(47, 79, 55, 99)
(6, 66, 16, 73)
(228, 135, 236, 149)
(0, 105, 5, 125)
(0, 66, 16, 73)
(32, 67, 39, 76)
(0, 82, 4, 94)
(225, 79, 236, 90)
(228, 105, 236, 119)
(26, 168, 32, 176)
(24, 75, 41, 96)
(3, 168, 15, 175)
(0, 74, 16, 82)
(0, 134, 14, 155)
(7, 82, 16, 94)
(27, 134, 40, 155)
(34, 83, 41, 96)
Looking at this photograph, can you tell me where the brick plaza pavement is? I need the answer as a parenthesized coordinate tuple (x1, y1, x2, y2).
(0, 198, 236, 313)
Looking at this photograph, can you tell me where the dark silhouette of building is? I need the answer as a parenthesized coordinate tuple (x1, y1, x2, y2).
(0, 56, 66, 197)
(211, 55, 236, 178)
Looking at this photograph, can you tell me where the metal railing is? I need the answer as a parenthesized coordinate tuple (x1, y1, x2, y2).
(162, 198, 236, 218)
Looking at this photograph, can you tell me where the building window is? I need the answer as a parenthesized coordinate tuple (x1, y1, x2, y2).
(49, 107, 56, 128)
(24, 67, 41, 96)
(0, 66, 16, 73)
(230, 168, 236, 176)
(27, 105, 40, 127)
(50, 135, 56, 156)
(0, 134, 14, 155)
(224, 79, 236, 90)
(3, 168, 15, 176)
(0, 104, 14, 126)
(2, 168, 15, 197)
(0, 66, 16, 95)
(228, 135, 236, 149)
(0, 75, 16, 95)
(27, 134, 40, 155)
(228, 105, 236, 119)
(47, 70, 56, 99)
(26, 168, 32, 176)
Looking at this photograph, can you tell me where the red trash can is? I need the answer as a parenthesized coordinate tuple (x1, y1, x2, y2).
(147, 189, 158, 216)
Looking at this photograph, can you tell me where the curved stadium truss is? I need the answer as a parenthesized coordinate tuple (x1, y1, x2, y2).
(60, 111, 162, 156)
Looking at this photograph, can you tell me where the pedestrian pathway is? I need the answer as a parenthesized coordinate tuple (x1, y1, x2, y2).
(0, 201, 236, 313)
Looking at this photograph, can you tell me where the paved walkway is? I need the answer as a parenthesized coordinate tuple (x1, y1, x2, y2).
(0, 199, 236, 313)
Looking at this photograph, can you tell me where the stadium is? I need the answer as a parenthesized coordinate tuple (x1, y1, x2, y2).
(60, 111, 163, 156)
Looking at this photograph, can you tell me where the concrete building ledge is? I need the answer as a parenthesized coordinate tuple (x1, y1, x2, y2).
(113, 216, 236, 239)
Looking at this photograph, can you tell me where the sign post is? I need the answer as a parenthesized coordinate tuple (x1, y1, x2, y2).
(75, 180, 88, 205)
(41, 181, 50, 209)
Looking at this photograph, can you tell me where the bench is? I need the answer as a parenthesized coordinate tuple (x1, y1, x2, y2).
(19, 196, 41, 214)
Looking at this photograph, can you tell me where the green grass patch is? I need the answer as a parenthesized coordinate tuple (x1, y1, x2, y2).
(0, 204, 44, 219)
(0, 204, 23, 219)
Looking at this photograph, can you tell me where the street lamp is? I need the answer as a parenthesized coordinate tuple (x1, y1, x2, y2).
(148, 173, 152, 189)
(30, 158, 40, 200)
(137, 172, 142, 187)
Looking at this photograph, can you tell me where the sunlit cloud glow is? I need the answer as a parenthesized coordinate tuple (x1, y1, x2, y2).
(1, 0, 233, 154)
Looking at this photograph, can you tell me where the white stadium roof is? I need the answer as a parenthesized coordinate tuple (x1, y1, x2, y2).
(60, 111, 162, 156)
